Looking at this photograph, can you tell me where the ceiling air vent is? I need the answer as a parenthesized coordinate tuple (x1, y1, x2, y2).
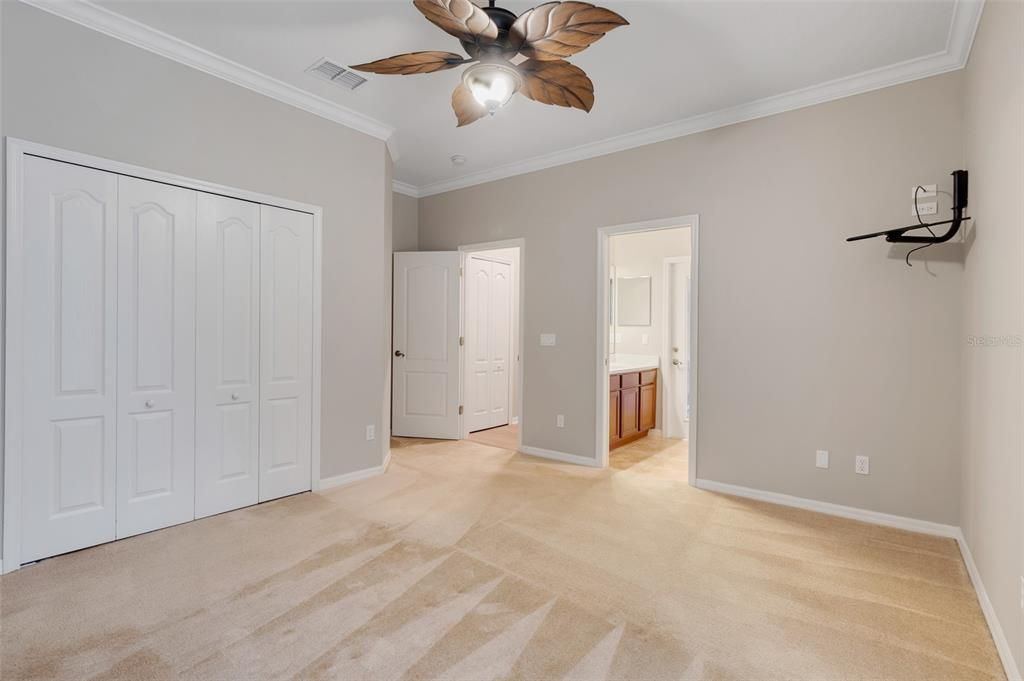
(306, 58, 367, 91)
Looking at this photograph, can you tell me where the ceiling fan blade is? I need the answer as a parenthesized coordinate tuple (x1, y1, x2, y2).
(351, 51, 468, 75)
(510, 1, 628, 61)
(518, 59, 595, 112)
(452, 82, 488, 127)
(413, 0, 499, 45)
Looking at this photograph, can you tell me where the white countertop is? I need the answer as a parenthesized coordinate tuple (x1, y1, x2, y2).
(609, 354, 660, 373)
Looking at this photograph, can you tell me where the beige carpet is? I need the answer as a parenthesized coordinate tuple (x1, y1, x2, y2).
(0, 436, 1005, 680)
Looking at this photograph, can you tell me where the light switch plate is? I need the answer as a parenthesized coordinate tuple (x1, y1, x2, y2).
(816, 450, 829, 469)
(556, 414, 565, 428)
(855, 456, 870, 475)
(912, 202, 937, 216)
(366, 425, 375, 441)
(540, 333, 556, 346)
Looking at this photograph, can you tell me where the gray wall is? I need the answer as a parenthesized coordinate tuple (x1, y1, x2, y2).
(393, 191, 420, 252)
(420, 71, 966, 525)
(962, 0, 1024, 671)
(1, 0, 393, 535)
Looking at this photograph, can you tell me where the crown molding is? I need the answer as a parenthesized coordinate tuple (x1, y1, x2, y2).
(391, 181, 420, 199)
(405, 0, 985, 198)
(20, 0, 398, 158)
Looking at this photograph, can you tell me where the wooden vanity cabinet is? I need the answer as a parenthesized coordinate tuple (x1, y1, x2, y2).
(610, 368, 657, 449)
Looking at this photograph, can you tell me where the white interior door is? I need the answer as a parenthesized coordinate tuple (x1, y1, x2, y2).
(115, 177, 197, 539)
(259, 205, 314, 502)
(667, 259, 691, 440)
(196, 194, 261, 518)
(20, 157, 119, 563)
(465, 255, 512, 433)
(392, 252, 462, 439)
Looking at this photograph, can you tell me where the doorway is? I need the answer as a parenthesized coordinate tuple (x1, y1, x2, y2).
(390, 240, 524, 453)
(596, 217, 699, 481)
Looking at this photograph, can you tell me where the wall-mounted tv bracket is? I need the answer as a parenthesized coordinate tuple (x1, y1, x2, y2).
(847, 170, 970, 245)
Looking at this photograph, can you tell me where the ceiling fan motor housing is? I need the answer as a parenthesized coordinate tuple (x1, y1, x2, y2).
(461, 5, 519, 59)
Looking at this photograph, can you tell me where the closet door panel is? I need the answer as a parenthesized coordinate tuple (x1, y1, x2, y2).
(116, 177, 197, 539)
(259, 205, 314, 502)
(196, 194, 261, 518)
(21, 157, 118, 563)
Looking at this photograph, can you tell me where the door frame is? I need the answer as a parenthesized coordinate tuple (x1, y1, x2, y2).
(458, 238, 525, 452)
(661, 255, 691, 440)
(595, 216, 699, 482)
(3, 137, 324, 573)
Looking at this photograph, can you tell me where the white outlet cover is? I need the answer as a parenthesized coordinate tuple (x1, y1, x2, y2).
(816, 450, 829, 469)
(911, 202, 938, 216)
(855, 455, 870, 475)
(540, 333, 557, 346)
(366, 425, 375, 441)
(556, 414, 565, 428)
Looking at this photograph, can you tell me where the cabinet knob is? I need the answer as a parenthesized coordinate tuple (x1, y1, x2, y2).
(231, 393, 240, 401)
(144, 400, 155, 408)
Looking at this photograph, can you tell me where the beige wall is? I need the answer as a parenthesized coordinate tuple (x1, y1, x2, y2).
(420, 71, 966, 525)
(962, 0, 1024, 672)
(393, 191, 420, 252)
(0, 0, 394, 553)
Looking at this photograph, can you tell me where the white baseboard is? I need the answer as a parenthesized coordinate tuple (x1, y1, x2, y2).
(955, 531, 1022, 681)
(694, 477, 1020, 681)
(694, 478, 960, 538)
(519, 445, 602, 468)
(318, 452, 392, 491)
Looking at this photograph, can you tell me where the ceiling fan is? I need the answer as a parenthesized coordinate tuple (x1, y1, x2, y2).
(351, 0, 628, 127)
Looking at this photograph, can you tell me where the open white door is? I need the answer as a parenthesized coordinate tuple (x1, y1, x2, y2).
(465, 254, 513, 433)
(392, 252, 462, 439)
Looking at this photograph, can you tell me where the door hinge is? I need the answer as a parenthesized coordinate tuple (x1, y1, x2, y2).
(459, 405, 464, 415)
(459, 336, 465, 346)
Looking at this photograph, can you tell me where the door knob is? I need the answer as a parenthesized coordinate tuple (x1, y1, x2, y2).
(145, 400, 155, 408)
(231, 393, 240, 401)
(395, 350, 405, 357)
(672, 359, 682, 366)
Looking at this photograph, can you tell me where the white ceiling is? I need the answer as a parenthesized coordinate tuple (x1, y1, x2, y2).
(78, 0, 978, 194)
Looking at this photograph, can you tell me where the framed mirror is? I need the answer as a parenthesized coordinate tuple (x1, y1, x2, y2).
(616, 275, 651, 326)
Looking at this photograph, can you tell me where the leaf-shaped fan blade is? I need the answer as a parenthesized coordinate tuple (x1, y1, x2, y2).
(452, 83, 488, 127)
(413, 0, 499, 44)
(518, 59, 595, 112)
(510, 1, 628, 61)
(351, 51, 468, 75)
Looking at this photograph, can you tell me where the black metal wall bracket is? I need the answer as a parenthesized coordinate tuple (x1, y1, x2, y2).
(847, 170, 970, 244)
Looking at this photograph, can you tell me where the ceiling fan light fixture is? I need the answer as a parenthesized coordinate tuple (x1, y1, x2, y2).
(462, 62, 521, 114)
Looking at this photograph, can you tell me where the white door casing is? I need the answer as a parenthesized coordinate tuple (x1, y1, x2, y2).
(19, 157, 119, 562)
(115, 177, 197, 539)
(392, 252, 462, 439)
(665, 258, 691, 439)
(196, 194, 261, 518)
(259, 205, 314, 502)
(465, 254, 512, 433)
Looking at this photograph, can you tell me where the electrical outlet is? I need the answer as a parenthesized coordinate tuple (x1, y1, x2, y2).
(540, 333, 557, 346)
(365, 425, 375, 441)
(912, 202, 937, 216)
(556, 414, 565, 428)
(855, 456, 870, 475)
(911, 184, 937, 199)
(816, 450, 829, 469)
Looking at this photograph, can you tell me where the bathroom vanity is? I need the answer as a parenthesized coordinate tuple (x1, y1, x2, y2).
(609, 357, 658, 450)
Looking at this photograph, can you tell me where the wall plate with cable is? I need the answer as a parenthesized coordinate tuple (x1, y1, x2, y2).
(912, 202, 937, 216)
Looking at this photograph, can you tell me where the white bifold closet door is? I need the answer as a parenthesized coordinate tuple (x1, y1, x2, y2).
(21, 157, 119, 563)
(115, 177, 197, 539)
(195, 194, 261, 518)
(258, 205, 314, 502)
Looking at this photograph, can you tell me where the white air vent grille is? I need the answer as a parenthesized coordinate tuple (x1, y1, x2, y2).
(307, 59, 367, 91)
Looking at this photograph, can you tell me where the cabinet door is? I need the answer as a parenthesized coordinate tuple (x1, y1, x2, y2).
(620, 386, 640, 439)
(259, 205, 314, 502)
(610, 390, 621, 441)
(640, 383, 657, 432)
(196, 194, 260, 518)
(116, 177, 197, 539)
(21, 157, 119, 563)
